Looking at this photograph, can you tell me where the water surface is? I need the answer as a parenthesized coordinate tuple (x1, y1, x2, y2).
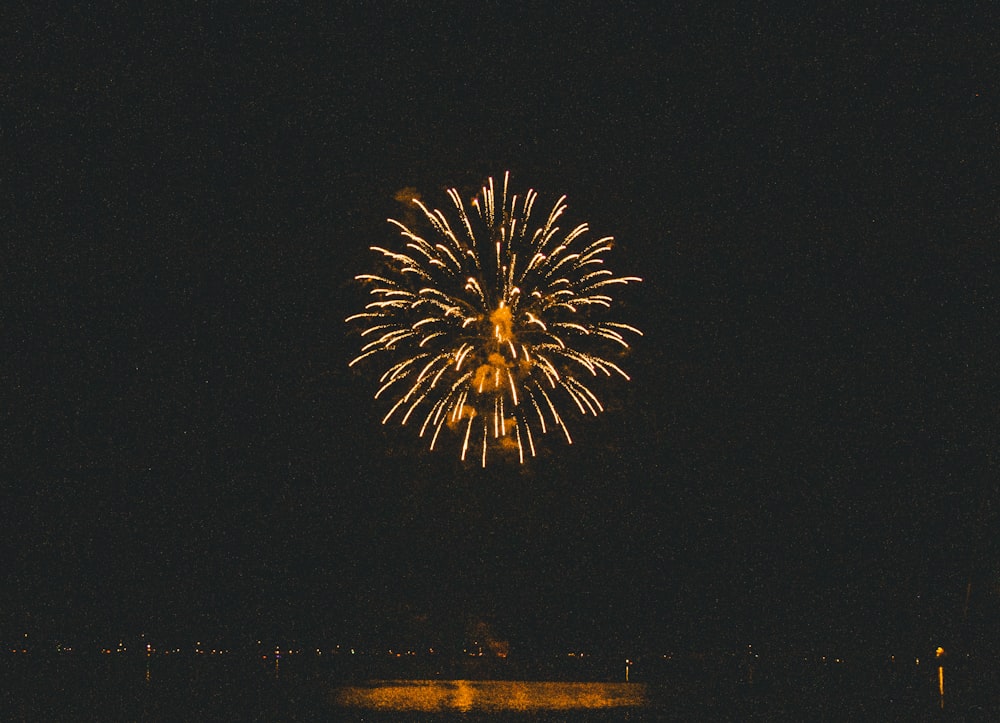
(4, 655, 999, 720)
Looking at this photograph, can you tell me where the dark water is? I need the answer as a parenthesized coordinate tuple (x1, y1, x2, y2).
(3, 655, 997, 721)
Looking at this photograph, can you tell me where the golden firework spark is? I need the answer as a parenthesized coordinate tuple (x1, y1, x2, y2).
(347, 173, 642, 466)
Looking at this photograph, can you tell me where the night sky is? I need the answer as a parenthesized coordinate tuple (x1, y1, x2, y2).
(4, 5, 998, 657)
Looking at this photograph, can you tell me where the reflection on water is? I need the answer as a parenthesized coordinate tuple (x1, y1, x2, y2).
(8, 652, 1000, 720)
(335, 679, 647, 713)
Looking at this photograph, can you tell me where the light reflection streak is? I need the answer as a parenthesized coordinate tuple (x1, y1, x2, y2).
(334, 679, 647, 712)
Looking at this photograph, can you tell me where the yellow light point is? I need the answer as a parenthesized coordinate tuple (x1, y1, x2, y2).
(936, 645, 946, 703)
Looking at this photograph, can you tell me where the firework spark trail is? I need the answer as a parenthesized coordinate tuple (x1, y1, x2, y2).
(347, 173, 642, 466)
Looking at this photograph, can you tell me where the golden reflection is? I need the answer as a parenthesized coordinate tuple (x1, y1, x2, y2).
(936, 645, 945, 708)
(334, 679, 647, 712)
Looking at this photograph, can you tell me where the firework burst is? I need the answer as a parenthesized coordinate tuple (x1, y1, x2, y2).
(347, 173, 642, 466)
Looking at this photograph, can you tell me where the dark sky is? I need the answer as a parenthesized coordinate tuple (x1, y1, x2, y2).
(4, 5, 998, 655)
